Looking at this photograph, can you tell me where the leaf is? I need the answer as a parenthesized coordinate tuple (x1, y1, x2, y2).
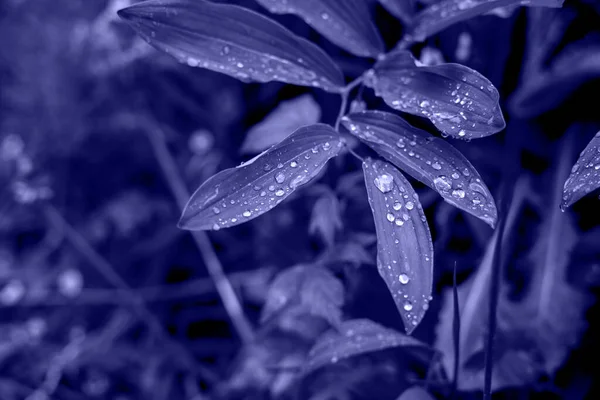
(309, 191, 343, 246)
(178, 124, 343, 231)
(562, 130, 600, 209)
(342, 111, 497, 227)
(261, 264, 345, 326)
(510, 38, 600, 118)
(362, 158, 434, 334)
(407, 0, 565, 43)
(241, 95, 322, 154)
(396, 387, 436, 400)
(304, 319, 428, 374)
(377, 0, 415, 23)
(256, 0, 384, 58)
(118, 0, 344, 92)
(365, 50, 505, 139)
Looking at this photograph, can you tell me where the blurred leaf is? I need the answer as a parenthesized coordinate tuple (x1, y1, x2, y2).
(261, 264, 345, 326)
(178, 124, 343, 231)
(562, 130, 600, 209)
(396, 386, 436, 400)
(362, 158, 433, 333)
(342, 111, 497, 226)
(241, 95, 322, 154)
(365, 50, 505, 139)
(378, 0, 415, 23)
(304, 319, 428, 374)
(511, 37, 600, 118)
(309, 190, 343, 246)
(255, 0, 384, 57)
(118, 0, 344, 92)
(408, 0, 564, 42)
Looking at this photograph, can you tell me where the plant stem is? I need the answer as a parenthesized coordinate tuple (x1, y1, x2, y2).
(451, 261, 460, 399)
(144, 121, 254, 345)
(335, 75, 365, 131)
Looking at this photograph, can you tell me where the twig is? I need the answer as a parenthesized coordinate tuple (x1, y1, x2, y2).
(42, 205, 217, 384)
(144, 121, 254, 345)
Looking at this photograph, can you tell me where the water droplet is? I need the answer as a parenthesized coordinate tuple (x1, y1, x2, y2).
(406, 201, 414, 210)
(268, 185, 276, 192)
(432, 162, 442, 170)
(402, 213, 409, 221)
(399, 274, 410, 284)
(212, 223, 220, 231)
(221, 46, 230, 55)
(275, 189, 285, 197)
(387, 213, 395, 222)
(275, 172, 285, 184)
(434, 176, 452, 191)
(395, 219, 404, 226)
(452, 189, 465, 199)
(403, 301, 413, 311)
(212, 207, 220, 214)
(374, 174, 394, 193)
(393, 202, 402, 210)
(419, 100, 430, 108)
(264, 164, 273, 171)
(290, 161, 298, 168)
(451, 172, 460, 179)
(321, 12, 330, 20)
(253, 185, 261, 191)
(243, 210, 251, 217)
(322, 142, 331, 150)
(236, 62, 244, 68)
(458, 129, 466, 137)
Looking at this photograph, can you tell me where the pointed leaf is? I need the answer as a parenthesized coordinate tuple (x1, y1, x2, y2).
(408, 0, 565, 43)
(562, 131, 600, 209)
(342, 111, 497, 226)
(365, 51, 505, 139)
(378, 0, 415, 23)
(362, 158, 434, 333)
(309, 191, 343, 246)
(304, 319, 428, 374)
(261, 264, 344, 326)
(118, 0, 344, 92)
(178, 124, 343, 231)
(241, 95, 322, 154)
(255, 0, 384, 58)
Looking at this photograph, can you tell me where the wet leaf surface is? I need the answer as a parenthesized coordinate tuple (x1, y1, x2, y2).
(343, 111, 497, 226)
(118, 0, 344, 92)
(179, 124, 343, 231)
(562, 131, 600, 209)
(366, 50, 505, 139)
(362, 158, 434, 333)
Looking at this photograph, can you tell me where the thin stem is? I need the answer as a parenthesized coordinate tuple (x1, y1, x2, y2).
(144, 121, 254, 345)
(451, 261, 460, 399)
(334, 75, 365, 131)
(42, 205, 217, 384)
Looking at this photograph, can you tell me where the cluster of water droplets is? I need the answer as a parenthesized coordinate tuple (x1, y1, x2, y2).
(562, 132, 600, 209)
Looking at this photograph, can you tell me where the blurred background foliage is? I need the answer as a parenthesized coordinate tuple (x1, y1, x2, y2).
(1, 0, 600, 399)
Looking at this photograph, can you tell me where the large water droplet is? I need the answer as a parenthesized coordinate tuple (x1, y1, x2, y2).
(403, 301, 413, 311)
(393, 202, 402, 210)
(212, 207, 220, 215)
(275, 189, 285, 197)
(212, 223, 220, 231)
(243, 210, 252, 217)
(405, 202, 414, 210)
(275, 172, 285, 184)
(374, 174, 394, 193)
(386, 213, 395, 222)
(434, 176, 452, 191)
(452, 189, 466, 199)
(432, 162, 442, 170)
(399, 274, 410, 284)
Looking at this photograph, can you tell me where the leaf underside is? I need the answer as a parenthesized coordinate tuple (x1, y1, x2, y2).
(343, 111, 497, 226)
(178, 124, 342, 231)
(304, 319, 427, 375)
(366, 50, 505, 140)
(256, 0, 384, 58)
(118, 0, 344, 92)
(378, 0, 415, 23)
(362, 158, 434, 334)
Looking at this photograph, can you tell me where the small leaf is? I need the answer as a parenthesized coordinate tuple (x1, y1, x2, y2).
(342, 111, 497, 226)
(256, 0, 384, 58)
(562, 131, 600, 209)
(261, 264, 344, 326)
(396, 387, 436, 400)
(304, 319, 428, 374)
(178, 124, 343, 231)
(408, 0, 565, 43)
(241, 95, 321, 154)
(377, 0, 415, 23)
(118, 0, 344, 92)
(362, 158, 434, 333)
(365, 50, 505, 139)
(309, 191, 343, 246)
